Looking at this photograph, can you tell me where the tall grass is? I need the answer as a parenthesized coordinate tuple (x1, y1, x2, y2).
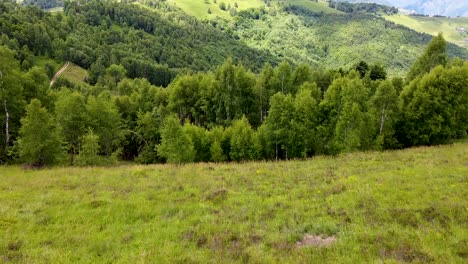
(1, 143, 467, 262)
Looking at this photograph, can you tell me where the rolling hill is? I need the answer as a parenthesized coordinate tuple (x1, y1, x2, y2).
(335, 0, 468, 17)
(142, 0, 468, 75)
(15, 0, 468, 78)
(385, 14, 468, 48)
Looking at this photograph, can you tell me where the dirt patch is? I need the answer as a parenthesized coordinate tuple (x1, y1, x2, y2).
(380, 243, 434, 262)
(296, 234, 337, 248)
(206, 189, 228, 201)
(21, 164, 45, 170)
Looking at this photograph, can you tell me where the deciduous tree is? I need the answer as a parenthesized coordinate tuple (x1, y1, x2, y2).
(17, 99, 64, 166)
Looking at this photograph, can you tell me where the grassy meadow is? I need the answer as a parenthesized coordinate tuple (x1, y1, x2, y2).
(167, 0, 265, 20)
(385, 15, 468, 49)
(1, 143, 467, 262)
(60, 64, 89, 85)
(165, 0, 339, 20)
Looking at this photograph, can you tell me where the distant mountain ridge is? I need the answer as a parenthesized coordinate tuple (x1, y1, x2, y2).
(335, 0, 468, 17)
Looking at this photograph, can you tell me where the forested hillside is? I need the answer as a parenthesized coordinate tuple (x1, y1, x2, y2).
(2, 0, 277, 86)
(0, 0, 467, 166)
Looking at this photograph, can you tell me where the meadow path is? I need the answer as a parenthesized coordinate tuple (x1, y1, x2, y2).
(49, 61, 70, 87)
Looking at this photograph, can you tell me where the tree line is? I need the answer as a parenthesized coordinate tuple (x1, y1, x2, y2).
(0, 31, 466, 166)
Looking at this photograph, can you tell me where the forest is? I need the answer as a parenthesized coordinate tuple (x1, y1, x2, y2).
(0, 0, 467, 166)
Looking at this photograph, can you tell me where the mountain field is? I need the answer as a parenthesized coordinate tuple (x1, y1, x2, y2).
(1, 142, 467, 262)
(335, 0, 468, 17)
(384, 14, 468, 48)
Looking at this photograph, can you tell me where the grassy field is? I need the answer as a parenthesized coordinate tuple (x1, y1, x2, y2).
(167, 0, 265, 20)
(45, 7, 64, 13)
(165, 0, 338, 20)
(1, 143, 467, 262)
(385, 14, 468, 49)
(60, 63, 89, 85)
(279, 0, 341, 14)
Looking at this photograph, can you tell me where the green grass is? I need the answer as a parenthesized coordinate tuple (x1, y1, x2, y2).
(1, 143, 467, 262)
(44, 7, 64, 13)
(276, 0, 341, 14)
(60, 64, 89, 85)
(32, 56, 59, 70)
(164, 0, 338, 20)
(385, 14, 468, 49)
(167, 0, 265, 20)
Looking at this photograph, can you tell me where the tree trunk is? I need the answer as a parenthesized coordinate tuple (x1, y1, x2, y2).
(275, 142, 278, 161)
(281, 74, 284, 94)
(3, 99, 8, 148)
(379, 107, 387, 135)
(259, 86, 263, 123)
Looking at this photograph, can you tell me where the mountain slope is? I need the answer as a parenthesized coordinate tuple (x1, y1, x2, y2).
(384, 14, 468, 48)
(166, 0, 340, 19)
(335, 0, 468, 17)
(1, 0, 277, 86)
(232, 6, 467, 75)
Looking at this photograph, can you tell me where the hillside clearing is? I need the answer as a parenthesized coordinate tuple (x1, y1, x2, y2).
(1, 143, 467, 262)
(165, 0, 339, 20)
(385, 14, 468, 49)
(59, 63, 89, 85)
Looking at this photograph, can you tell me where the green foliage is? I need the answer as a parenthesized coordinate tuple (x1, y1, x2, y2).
(55, 89, 88, 162)
(334, 102, 365, 152)
(0, 0, 276, 87)
(234, 8, 467, 76)
(0, 2, 467, 165)
(229, 116, 257, 161)
(370, 80, 399, 149)
(264, 93, 295, 159)
(330, 1, 398, 15)
(184, 122, 210, 162)
(321, 72, 372, 153)
(17, 99, 64, 166)
(398, 62, 468, 146)
(75, 129, 101, 166)
(134, 111, 161, 164)
(75, 128, 119, 166)
(23, 0, 64, 9)
(406, 33, 448, 83)
(210, 140, 226, 162)
(219, 2, 226, 11)
(384, 15, 468, 49)
(291, 86, 319, 157)
(0, 45, 25, 162)
(86, 93, 123, 156)
(157, 115, 195, 164)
